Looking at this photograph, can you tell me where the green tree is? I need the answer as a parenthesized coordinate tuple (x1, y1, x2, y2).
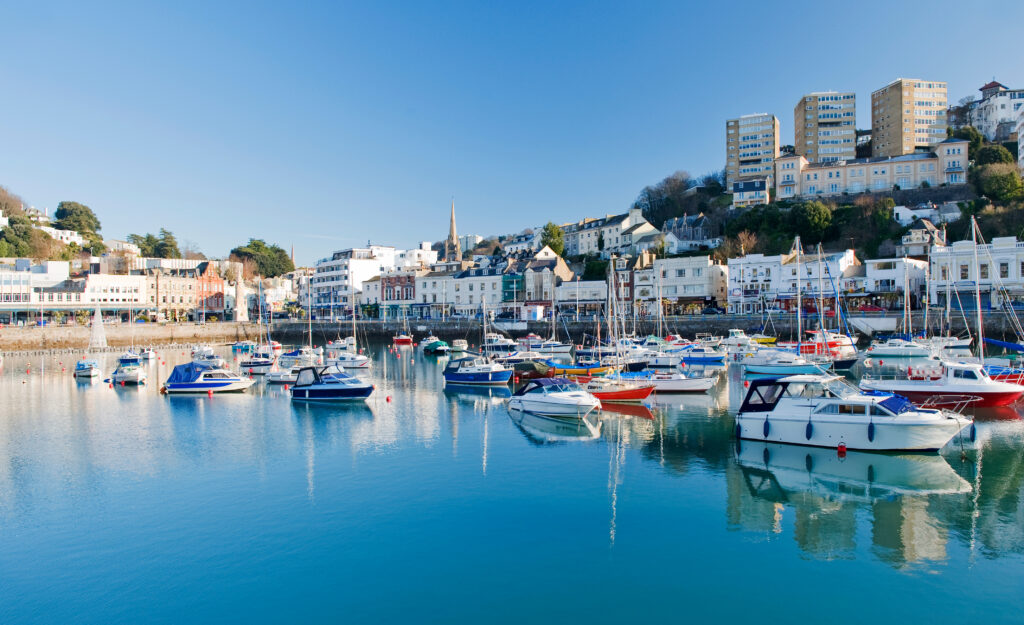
(0, 215, 62, 258)
(976, 163, 1023, 203)
(155, 228, 181, 258)
(597, 231, 605, 251)
(539, 222, 565, 256)
(53, 201, 101, 235)
(229, 239, 294, 278)
(128, 233, 160, 256)
(952, 126, 983, 159)
(791, 201, 832, 243)
(975, 145, 1015, 166)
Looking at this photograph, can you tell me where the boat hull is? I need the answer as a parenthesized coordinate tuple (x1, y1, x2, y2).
(858, 382, 1023, 408)
(743, 363, 823, 375)
(164, 379, 254, 393)
(588, 386, 655, 403)
(443, 370, 513, 385)
(507, 399, 600, 418)
(290, 385, 373, 401)
(736, 411, 970, 452)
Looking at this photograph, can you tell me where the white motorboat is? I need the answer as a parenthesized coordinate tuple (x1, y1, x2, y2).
(915, 336, 973, 351)
(737, 374, 972, 451)
(240, 347, 275, 375)
(192, 346, 227, 369)
(140, 347, 157, 361)
(860, 360, 1024, 408)
(480, 332, 517, 357)
(646, 351, 685, 369)
(866, 338, 934, 359)
(721, 328, 759, 353)
(742, 349, 827, 375)
(451, 339, 468, 353)
(508, 378, 601, 418)
(162, 363, 255, 393)
(278, 346, 318, 369)
(111, 353, 147, 385)
(266, 366, 302, 384)
(517, 333, 573, 355)
(328, 350, 371, 369)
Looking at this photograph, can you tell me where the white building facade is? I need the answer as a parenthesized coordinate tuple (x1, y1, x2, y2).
(930, 237, 1024, 310)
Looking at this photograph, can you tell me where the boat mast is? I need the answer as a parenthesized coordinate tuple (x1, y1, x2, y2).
(816, 244, 827, 347)
(972, 217, 984, 360)
(795, 237, 802, 354)
(904, 255, 912, 337)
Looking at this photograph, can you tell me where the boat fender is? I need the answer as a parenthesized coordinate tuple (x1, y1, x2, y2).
(207, 389, 213, 397)
(868, 422, 875, 442)
(837, 443, 847, 457)
(805, 422, 813, 440)
(805, 454, 813, 472)
(735, 423, 742, 440)
(762, 419, 770, 438)
(970, 423, 977, 442)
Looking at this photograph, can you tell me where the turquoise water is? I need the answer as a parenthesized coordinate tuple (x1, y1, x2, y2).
(1, 344, 1023, 623)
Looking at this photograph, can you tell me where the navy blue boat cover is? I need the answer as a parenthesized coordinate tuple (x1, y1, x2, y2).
(166, 363, 212, 384)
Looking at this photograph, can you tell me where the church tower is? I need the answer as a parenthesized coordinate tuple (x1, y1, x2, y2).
(444, 200, 461, 261)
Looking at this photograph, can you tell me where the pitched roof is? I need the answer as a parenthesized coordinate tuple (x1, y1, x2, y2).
(979, 81, 1006, 91)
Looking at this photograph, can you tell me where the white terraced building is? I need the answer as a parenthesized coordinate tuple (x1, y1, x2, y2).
(633, 256, 728, 313)
(775, 138, 968, 199)
(929, 236, 1024, 311)
(727, 249, 859, 314)
(312, 246, 398, 319)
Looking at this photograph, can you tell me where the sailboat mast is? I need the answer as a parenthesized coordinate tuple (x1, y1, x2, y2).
(795, 237, 802, 353)
(904, 255, 912, 337)
(972, 217, 985, 360)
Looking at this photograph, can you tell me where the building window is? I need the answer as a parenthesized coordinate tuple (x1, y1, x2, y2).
(980, 264, 989, 280)
(960, 265, 969, 280)
(1000, 263, 1009, 279)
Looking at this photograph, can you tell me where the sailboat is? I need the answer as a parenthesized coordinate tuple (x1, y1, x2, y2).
(444, 300, 513, 386)
(240, 279, 276, 374)
(867, 257, 934, 358)
(328, 280, 371, 368)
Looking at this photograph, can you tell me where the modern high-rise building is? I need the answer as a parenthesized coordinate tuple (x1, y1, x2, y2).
(725, 113, 780, 187)
(794, 92, 856, 163)
(871, 78, 948, 158)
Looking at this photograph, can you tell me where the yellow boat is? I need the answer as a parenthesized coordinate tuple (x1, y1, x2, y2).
(543, 361, 615, 377)
(752, 335, 777, 345)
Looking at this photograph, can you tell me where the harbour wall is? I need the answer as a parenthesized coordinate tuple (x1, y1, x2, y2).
(1, 312, 1017, 352)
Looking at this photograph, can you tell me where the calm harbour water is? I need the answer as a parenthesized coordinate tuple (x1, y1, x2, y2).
(1, 342, 1023, 624)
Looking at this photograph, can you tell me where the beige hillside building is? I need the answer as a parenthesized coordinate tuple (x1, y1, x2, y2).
(725, 113, 780, 187)
(775, 137, 967, 199)
(794, 92, 856, 163)
(871, 78, 948, 158)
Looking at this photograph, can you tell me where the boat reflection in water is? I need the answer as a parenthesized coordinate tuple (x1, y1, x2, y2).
(733, 441, 972, 567)
(598, 402, 655, 420)
(508, 409, 602, 444)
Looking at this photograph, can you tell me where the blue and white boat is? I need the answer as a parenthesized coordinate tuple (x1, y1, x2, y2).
(162, 363, 255, 394)
(678, 344, 727, 365)
(289, 365, 374, 402)
(111, 352, 147, 384)
(240, 347, 275, 375)
(74, 359, 101, 378)
(443, 356, 513, 386)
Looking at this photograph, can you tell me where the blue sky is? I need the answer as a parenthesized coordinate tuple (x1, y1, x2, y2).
(1, 1, 1021, 265)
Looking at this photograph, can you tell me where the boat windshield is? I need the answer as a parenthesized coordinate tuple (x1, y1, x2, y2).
(785, 378, 859, 399)
(543, 382, 582, 393)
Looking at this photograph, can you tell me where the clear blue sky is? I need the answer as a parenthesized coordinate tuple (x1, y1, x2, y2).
(1, 1, 1021, 265)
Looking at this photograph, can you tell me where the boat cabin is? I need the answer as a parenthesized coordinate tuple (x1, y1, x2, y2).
(739, 374, 917, 418)
(293, 365, 361, 388)
(513, 378, 584, 396)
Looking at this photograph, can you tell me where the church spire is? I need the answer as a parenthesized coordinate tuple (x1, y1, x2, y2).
(446, 199, 461, 261)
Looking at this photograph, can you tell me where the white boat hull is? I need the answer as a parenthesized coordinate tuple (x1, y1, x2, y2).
(112, 369, 147, 384)
(736, 410, 970, 452)
(508, 396, 600, 417)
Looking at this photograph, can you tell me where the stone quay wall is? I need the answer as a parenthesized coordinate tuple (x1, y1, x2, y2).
(1, 312, 1018, 352)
